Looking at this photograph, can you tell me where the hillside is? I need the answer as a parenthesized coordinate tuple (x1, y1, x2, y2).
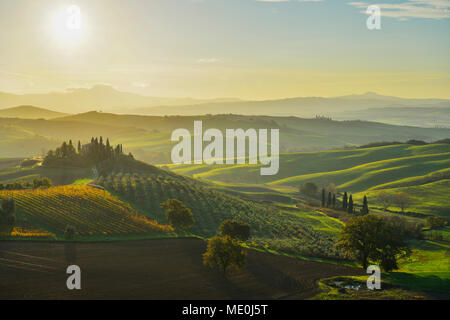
(354, 179, 450, 217)
(0, 106, 67, 119)
(96, 167, 345, 258)
(0, 186, 172, 239)
(170, 143, 450, 189)
(0, 155, 345, 258)
(1, 112, 449, 162)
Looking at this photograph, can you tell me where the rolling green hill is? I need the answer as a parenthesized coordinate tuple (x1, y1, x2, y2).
(170, 143, 450, 189)
(0, 155, 345, 259)
(95, 167, 345, 259)
(354, 179, 450, 217)
(170, 143, 450, 217)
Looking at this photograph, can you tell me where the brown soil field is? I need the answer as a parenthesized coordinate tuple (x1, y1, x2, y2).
(0, 238, 363, 300)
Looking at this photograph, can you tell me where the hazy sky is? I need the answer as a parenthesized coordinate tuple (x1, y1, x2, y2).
(0, 0, 449, 99)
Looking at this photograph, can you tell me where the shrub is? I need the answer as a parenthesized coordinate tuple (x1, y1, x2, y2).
(64, 225, 77, 239)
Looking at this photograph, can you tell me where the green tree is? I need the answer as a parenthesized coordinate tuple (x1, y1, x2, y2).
(347, 195, 354, 214)
(299, 182, 318, 198)
(332, 194, 336, 209)
(203, 235, 247, 276)
(321, 188, 325, 207)
(342, 192, 348, 210)
(64, 225, 77, 239)
(361, 195, 369, 215)
(336, 214, 409, 271)
(392, 192, 413, 213)
(219, 220, 250, 242)
(327, 192, 332, 208)
(161, 199, 194, 231)
(377, 190, 392, 211)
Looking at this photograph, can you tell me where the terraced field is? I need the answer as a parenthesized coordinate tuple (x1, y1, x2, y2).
(0, 186, 172, 238)
(97, 172, 345, 259)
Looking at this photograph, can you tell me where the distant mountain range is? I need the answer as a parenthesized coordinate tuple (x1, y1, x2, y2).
(0, 85, 241, 114)
(0, 86, 449, 127)
(128, 92, 449, 119)
(332, 106, 450, 128)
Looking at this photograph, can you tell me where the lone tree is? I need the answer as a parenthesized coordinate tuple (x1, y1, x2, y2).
(336, 214, 410, 271)
(347, 195, 354, 214)
(393, 192, 413, 213)
(361, 195, 369, 215)
(299, 182, 318, 198)
(203, 235, 247, 276)
(219, 220, 250, 242)
(64, 225, 77, 239)
(342, 192, 348, 211)
(161, 199, 194, 231)
(377, 190, 392, 211)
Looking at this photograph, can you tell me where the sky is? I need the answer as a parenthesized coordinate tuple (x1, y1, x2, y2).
(0, 0, 449, 99)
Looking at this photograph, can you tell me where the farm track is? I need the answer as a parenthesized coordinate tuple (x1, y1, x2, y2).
(0, 238, 362, 300)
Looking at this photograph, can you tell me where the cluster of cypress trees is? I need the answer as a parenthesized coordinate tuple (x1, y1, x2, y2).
(322, 189, 369, 215)
(43, 137, 131, 167)
(321, 189, 336, 209)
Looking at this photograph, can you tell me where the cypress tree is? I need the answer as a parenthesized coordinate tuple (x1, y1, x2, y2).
(362, 195, 369, 214)
(321, 188, 325, 207)
(348, 195, 354, 214)
(332, 194, 336, 208)
(343, 192, 348, 210)
(327, 192, 332, 208)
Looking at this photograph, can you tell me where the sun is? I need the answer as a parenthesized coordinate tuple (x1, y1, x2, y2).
(49, 5, 87, 49)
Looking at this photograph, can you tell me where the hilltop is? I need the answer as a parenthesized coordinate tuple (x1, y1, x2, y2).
(170, 142, 450, 188)
(0, 105, 68, 119)
(129, 92, 449, 120)
(0, 85, 241, 114)
(0, 87, 448, 124)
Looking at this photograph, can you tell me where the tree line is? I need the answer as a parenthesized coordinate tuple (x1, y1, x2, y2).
(299, 182, 369, 215)
(0, 177, 52, 191)
(43, 137, 133, 167)
(299, 181, 427, 271)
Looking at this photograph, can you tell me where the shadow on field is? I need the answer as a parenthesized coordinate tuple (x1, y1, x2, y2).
(0, 238, 362, 300)
(386, 272, 450, 299)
